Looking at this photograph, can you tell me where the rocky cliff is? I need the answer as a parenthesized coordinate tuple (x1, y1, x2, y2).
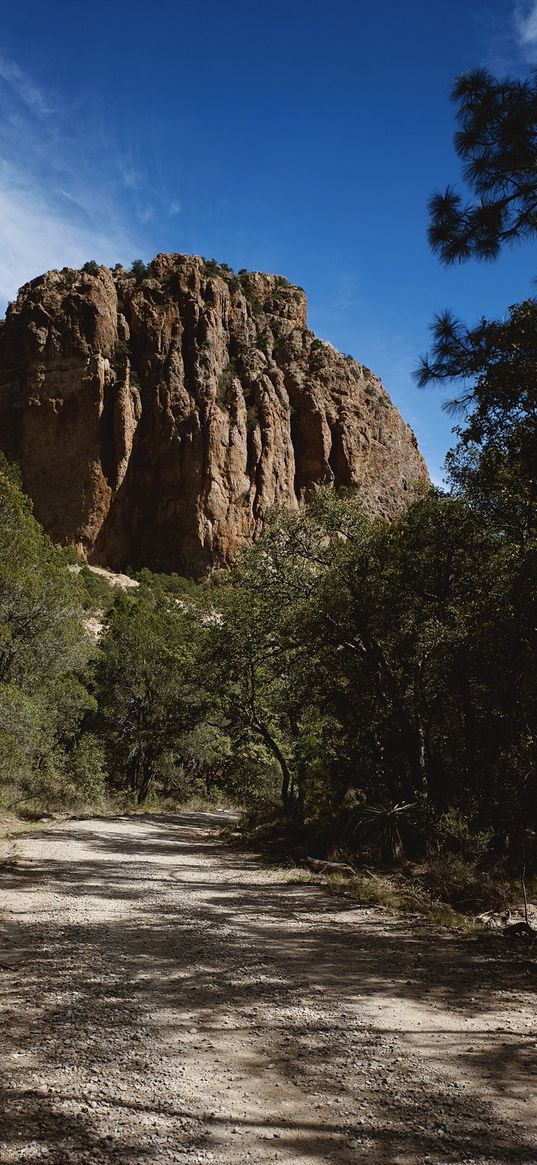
(0, 254, 428, 575)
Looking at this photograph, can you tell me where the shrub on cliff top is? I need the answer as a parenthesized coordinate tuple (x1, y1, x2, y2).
(130, 259, 153, 284)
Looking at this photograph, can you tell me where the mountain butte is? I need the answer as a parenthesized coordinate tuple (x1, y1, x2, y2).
(0, 254, 428, 576)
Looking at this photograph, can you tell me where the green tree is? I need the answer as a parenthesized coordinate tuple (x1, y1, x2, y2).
(308, 489, 537, 860)
(417, 299, 537, 541)
(201, 504, 353, 817)
(428, 68, 537, 264)
(415, 65, 537, 868)
(94, 593, 204, 804)
(419, 68, 537, 537)
(0, 455, 103, 809)
(130, 258, 152, 284)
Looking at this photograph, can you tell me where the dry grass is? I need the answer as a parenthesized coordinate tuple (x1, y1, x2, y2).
(279, 868, 322, 886)
(278, 863, 475, 929)
(329, 870, 475, 928)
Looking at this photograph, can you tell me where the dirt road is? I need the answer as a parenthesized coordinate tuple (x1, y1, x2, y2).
(0, 814, 536, 1165)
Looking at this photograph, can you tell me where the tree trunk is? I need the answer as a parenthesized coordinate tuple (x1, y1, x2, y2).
(253, 720, 294, 816)
(137, 758, 154, 805)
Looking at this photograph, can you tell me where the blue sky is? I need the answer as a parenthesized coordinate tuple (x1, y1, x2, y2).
(1, 0, 537, 481)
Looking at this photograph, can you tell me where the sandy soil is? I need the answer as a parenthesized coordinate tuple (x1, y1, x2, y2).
(0, 813, 536, 1165)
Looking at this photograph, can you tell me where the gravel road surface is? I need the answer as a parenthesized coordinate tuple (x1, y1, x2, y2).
(0, 813, 536, 1165)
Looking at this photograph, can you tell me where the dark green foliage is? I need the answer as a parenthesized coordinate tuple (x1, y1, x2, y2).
(93, 593, 205, 804)
(250, 297, 264, 316)
(82, 260, 100, 275)
(78, 566, 116, 612)
(61, 545, 82, 566)
(0, 458, 86, 689)
(0, 456, 105, 811)
(196, 480, 537, 873)
(136, 569, 201, 599)
(408, 62, 537, 884)
(130, 258, 153, 284)
(428, 68, 537, 264)
(113, 338, 131, 367)
(352, 801, 416, 862)
(417, 298, 537, 541)
(202, 258, 233, 279)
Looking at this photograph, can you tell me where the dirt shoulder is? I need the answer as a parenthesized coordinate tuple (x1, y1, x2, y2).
(0, 813, 536, 1165)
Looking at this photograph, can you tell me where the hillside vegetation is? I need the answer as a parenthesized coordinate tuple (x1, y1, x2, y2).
(2, 66, 537, 915)
(0, 398, 534, 912)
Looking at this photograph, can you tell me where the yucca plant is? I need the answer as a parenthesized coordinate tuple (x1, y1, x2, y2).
(354, 801, 416, 862)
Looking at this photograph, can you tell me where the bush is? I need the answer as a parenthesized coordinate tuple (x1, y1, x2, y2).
(130, 259, 152, 284)
(82, 260, 100, 275)
(136, 569, 200, 599)
(237, 275, 264, 315)
(424, 854, 509, 911)
(61, 546, 82, 566)
(79, 566, 116, 611)
(217, 361, 238, 409)
(57, 269, 77, 291)
(435, 807, 493, 861)
(113, 338, 130, 365)
(200, 258, 233, 277)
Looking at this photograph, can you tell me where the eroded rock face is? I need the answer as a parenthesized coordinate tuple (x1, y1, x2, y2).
(0, 254, 428, 575)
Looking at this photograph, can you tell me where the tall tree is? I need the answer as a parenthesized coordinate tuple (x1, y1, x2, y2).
(94, 593, 204, 804)
(418, 67, 537, 537)
(414, 66, 537, 865)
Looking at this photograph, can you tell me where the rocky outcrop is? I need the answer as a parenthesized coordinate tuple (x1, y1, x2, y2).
(0, 254, 428, 575)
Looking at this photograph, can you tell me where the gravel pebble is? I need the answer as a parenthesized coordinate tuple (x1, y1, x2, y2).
(1, 813, 536, 1165)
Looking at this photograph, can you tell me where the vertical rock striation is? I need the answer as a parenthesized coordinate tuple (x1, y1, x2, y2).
(0, 254, 428, 575)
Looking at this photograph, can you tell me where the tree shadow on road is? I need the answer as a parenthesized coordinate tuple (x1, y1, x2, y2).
(1, 814, 536, 1165)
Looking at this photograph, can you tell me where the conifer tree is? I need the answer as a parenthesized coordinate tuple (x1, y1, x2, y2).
(428, 68, 537, 264)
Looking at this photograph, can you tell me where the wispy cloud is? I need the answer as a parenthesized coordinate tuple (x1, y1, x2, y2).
(0, 170, 133, 303)
(0, 54, 52, 117)
(0, 56, 156, 311)
(515, 1, 537, 55)
(476, 2, 537, 72)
